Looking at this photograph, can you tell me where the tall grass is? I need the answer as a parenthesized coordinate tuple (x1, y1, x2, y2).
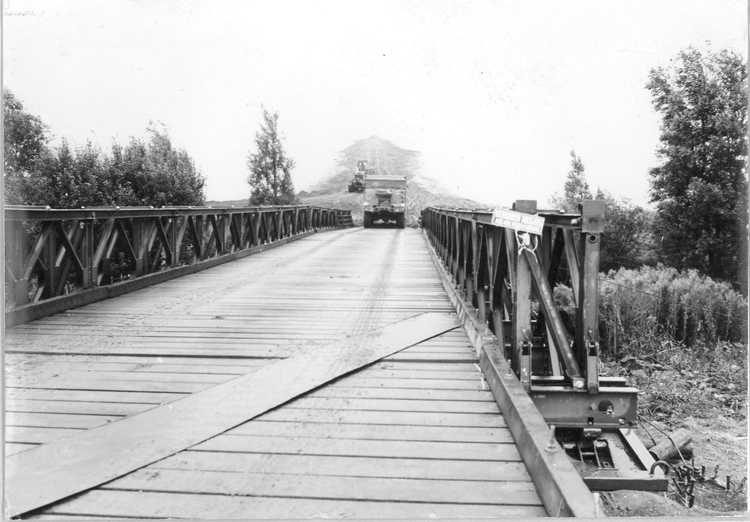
(553, 264, 747, 358)
(597, 265, 746, 357)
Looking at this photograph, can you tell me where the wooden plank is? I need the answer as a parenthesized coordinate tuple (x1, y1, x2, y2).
(333, 376, 487, 390)
(5, 345, 292, 358)
(310, 386, 495, 401)
(284, 397, 499, 413)
(10, 323, 355, 335)
(6, 396, 498, 416)
(5, 399, 156, 416)
(194, 434, 521, 461)
(258, 409, 505, 427)
(6, 312, 457, 518)
(6, 442, 40, 456)
(372, 360, 478, 371)
(5, 388, 184, 404)
(7, 379, 211, 394)
(5, 412, 120, 429)
(227, 420, 513, 443)
(357, 367, 481, 379)
(6, 426, 85, 444)
(4, 353, 271, 367)
(157, 450, 531, 481)
(40, 490, 547, 519)
(104, 468, 540, 505)
(24, 513, 145, 520)
(6, 361, 259, 375)
(9, 331, 344, 342)
(57, 370, 235, 383)
(385, 352, 477, 362)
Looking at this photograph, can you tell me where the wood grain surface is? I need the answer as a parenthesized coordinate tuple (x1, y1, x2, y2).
(5, 228, 547, 519)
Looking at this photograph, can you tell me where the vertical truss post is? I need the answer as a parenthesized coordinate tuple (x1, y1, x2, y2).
(8, 218, 29, 305)
(511, 200, 536, 389)
(470, 221, 480, 314)
(169, 216, 178, 266)
(578, 200, 605, 394)
(131, 218, 145, 275)
(563, 229, 581, 305)
(222, 214, 230, 254)
(42, 222, 58, 299)
(175, 215, 188, 264)
(487, 228, 505, 346)
(452, 217, 460, 280)
(461, 222, 470, 294)
(252, 212, 262, 246)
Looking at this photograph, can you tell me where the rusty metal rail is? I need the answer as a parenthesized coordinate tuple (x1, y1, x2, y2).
(4, 205, 352, 326)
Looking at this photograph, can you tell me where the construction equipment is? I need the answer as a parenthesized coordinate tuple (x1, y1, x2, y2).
(347, 160, 368, 193)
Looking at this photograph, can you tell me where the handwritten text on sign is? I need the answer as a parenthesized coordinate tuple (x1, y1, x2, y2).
(491, 209, 545, 235)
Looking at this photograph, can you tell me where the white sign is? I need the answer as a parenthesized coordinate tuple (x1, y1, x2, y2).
(491, 208, 545, 235)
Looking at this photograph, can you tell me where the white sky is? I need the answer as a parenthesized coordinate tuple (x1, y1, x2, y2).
(3, 0, 747, 207)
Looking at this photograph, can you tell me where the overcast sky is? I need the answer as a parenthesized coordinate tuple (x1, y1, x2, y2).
(4, 0, 747, 207)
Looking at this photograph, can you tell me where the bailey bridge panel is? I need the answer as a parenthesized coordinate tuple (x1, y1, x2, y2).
(4, 205, 351, 326)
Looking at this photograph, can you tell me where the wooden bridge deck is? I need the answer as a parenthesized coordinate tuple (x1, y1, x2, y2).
(5, 228, 547, 519)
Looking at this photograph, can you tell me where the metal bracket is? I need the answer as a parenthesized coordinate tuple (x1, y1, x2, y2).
(573, 430, 668, 492)
(586, 329, 600, 394)
(530, 378, 637, 429)
(519, 330, 532, 390)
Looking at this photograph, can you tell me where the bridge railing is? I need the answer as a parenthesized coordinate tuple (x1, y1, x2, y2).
(4, 205, 352, 325)
(421, 200, 605, 393)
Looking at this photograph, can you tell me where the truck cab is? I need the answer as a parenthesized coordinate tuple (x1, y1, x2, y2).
(363, 175, 407, 228)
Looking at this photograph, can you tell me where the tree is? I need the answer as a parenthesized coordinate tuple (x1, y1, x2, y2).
(646, 47, 747, 284)
(101, 142, 139, 205)
(550, 150, 592, 211)
(247, 109, 296, 205)
(596, 189, 656, 272)
(138, 124, 206, 206)
(549, 150, 653, 272)
(564, 150, 592, 206)
(4, 91, 206, 208)
(3, 89, 50, 204)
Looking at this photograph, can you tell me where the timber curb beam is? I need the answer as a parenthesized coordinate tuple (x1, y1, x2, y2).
(4, 205, 353, 326)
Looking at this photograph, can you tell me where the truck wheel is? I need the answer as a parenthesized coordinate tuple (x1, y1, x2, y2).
(397, 215, 405, 229)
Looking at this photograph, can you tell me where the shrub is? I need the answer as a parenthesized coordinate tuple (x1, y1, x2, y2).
(598, 265, 746, 356)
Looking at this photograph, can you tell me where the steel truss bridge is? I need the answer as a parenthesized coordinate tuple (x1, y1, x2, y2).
(3, 202, 664, 519)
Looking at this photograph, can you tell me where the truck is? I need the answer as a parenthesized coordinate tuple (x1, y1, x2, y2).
(362, 173, 407, 228)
